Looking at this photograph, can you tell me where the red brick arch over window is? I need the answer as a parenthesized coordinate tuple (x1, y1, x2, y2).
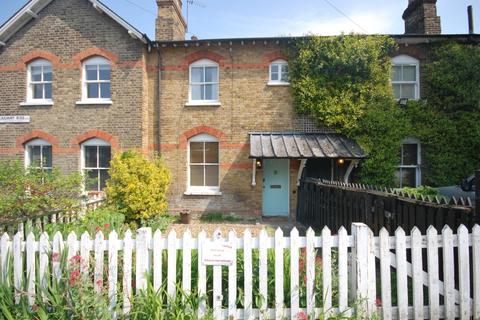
(70, 130, 119, 150)
(180, 50, 226, 70)
(16, 130, 60, 151)
(72, 48, 119, 67)
(395, 45, 426, 60)
(19, 50, 61, 68)
(262, 50, 289, 64)
(178, 126, 227, 148)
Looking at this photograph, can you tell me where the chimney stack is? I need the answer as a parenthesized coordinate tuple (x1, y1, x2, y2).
(156, 0, 186, 41)
(402, 0, 441, 35)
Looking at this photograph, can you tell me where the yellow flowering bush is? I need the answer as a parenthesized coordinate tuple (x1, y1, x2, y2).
(105, 150, 171, 221)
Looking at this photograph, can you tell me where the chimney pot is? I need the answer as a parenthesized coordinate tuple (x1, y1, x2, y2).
(468, 6, 475, 34)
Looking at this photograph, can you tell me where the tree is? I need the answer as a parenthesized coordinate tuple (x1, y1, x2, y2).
(0, 161, 83, 218)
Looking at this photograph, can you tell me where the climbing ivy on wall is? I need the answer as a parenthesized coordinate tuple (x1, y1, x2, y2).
(289, 36, 480, 187)
(406, 42, 480, 186)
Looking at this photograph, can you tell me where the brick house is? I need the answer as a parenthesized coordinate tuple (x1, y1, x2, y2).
(0, 0, 157, 192)
(0, 0, 478, 219)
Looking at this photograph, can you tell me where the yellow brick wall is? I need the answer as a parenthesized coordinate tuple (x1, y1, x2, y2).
(156, 42, 299, 217)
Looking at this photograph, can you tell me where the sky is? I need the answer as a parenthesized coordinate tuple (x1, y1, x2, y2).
(0, 0, 479, 39)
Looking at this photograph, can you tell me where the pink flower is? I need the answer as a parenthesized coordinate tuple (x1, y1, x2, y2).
(95, 226, 102, 232)
(69, 269, 81, 285)
(52, 252, 60, 262)
(104, 224, 110, 229)
(297, 311, 308, 320)
(376, 298, 382, 306)
(96, 279, 103, 287)
(69, 255, 82, 264)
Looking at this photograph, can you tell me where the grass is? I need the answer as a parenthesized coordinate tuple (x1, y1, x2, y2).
(199, 212, 244, 223)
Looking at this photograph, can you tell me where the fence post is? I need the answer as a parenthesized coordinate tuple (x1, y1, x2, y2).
(136, 227, 152, 293)
(476, 170, 480, 220)
(351, 223, 375, 317)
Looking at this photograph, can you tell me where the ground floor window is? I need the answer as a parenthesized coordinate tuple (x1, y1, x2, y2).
(395, 139, 421, 188)
(188, 133, 219, 193)
(81, 138, 111, 192)
(25, 139, 52, 172)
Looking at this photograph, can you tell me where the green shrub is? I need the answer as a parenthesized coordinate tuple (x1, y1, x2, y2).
(0, 160, 83, 219)
(43, 206, 127, 237)
(0, 251, 114, 320)
(130, 283, 213, 320)
(199, 212, 242, 223)
(0, 251, 213, 320)
(140, 214, 177, 232)
(399, 186, 439, 197)
(105, 151, 171, 221)
(32, 207, 174, 238)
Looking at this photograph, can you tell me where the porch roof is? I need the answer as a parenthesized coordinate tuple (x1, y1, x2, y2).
(249, 132, 366, 159)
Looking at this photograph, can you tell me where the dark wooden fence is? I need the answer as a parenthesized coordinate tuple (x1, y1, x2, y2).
(296, 178, 478, 234)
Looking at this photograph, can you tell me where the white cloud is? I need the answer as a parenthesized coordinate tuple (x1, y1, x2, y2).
(215, 6, 402, 38)
(294, 10, 400, 35)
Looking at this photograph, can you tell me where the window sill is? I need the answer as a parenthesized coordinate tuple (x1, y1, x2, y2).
(76, 100, 112, 106)
(184, 190, 222, 196)
(267, 82, 290, 86)
(20, 101, 53, 106)
(185, 101, 221, 107)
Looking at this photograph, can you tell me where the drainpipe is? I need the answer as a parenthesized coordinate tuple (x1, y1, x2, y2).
(156, 43, 162, 156)
(251, 159, 257, 186)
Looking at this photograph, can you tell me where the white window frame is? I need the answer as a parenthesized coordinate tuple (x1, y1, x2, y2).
(392, 55, 420, 101)
(24, 138, 53, 171)
(185, 133, 221, 195)
(22, 59, 53, 106)
(268, 59, 289, 86)
(77, 56, 112, 105)
(80, 138, 111, 192)
(187, 59, 220, 106)
(397, 138, 421, 188)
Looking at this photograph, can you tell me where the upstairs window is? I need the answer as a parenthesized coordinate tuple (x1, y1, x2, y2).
(81, 138, 111, 192)
(25, 139, 52, 172)
(189, 59, 219, 103)
(269, 59, 289, 85)
(82, 56, 111, 102)
(392, 55, 419, 100)
(395, 139, 421, 188)
(27, 59, 52, 102)
(187, 134, 220, 194)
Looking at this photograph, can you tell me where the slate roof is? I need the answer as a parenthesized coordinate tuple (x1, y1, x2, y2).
(249, 132, 366, 159)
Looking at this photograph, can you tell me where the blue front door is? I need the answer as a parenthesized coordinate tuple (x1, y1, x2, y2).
(262, 159, 289, 216)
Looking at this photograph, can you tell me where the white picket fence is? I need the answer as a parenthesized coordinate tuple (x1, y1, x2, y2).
(0, 223, 479, 319)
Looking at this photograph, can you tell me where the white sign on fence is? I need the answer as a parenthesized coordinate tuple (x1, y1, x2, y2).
(0, 115, 30, 123)
(202, 239, 235, 266)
